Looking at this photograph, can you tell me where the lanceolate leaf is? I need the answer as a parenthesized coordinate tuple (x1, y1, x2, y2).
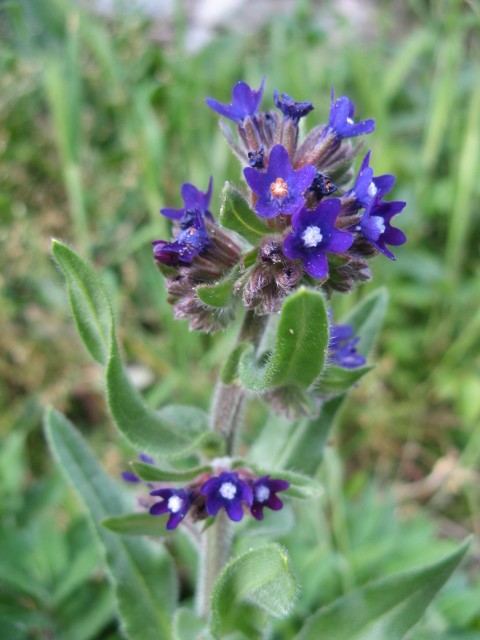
(275, 396, 346, 475)
(44, 408, 177, 640)
(296, 539, 470, 640)
(316, 365, 374, 396)
(219, 183, 269, 245)
(132, 461, 211, 483)
(52, 239, 112, 365)
(52, 240, 222, 459)
(239, 288, 329, 392)
(106, 340, 223, 458)
(210, 544, 298, 638)
(102, 513, 176, 537)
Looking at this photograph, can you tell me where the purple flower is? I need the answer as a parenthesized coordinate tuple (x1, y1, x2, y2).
(348, 152, 395, 209)
(205, 78, 265, 123)
(149, 488, 192, 530)
(329, 321, 366, 369)
(200, 471, 253, 522)
(121, 471, 141, 483)
(161, 178, 213, 225)
(359, 198, 406, 260)
(273, 90, 314, 122)
(282, 199, 354, 279)
(244, 144, 316, 219)
(153, 209, 210, 266)
(328, 89, 375, 140)
(250, 476, 290, 521)
(138, 453, 155, 464)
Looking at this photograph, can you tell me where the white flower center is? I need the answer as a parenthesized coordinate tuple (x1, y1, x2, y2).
(168, 495, 183, 513)
(302, 225, 323, 248)
(255, 485, 270, 503)
(346, 117, 354, 125)
(367, 182, 377, 198)
(219, 482, 237, 500)
(370, 216, 386, 235)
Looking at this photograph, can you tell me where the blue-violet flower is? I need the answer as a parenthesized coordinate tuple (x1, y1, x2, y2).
(244, 144, 316, 219)
(149, 488, 192, 530)
(329, 322, 366, 369)
(153, 209, 210, 266)
(273, 90, 314, 122)
(205, 78, 265, 123)
(200, 471, 253, 522)
(250, 476, 290, 521)
(359, 198, 406, 260)
(348, 151, 395, 209)
(160, 178, 213, 226)
(282, 199, 354, 279)
(328, 89, 375, 140)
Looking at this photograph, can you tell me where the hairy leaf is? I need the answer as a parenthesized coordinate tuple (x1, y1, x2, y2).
(44, 408, 177, 640)
(219, 183, 269, 245)
(296, 540, 470, 640)
(197, 266, 239, 308)
(52, 240, 222, 459)
(210, 544, 298, 638)
(239, 288, 329, 392)
(102, 513, 175, 537)
(52, 239, 112, 364)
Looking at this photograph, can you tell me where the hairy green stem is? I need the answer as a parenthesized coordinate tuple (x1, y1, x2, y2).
(196, 310, 267, 618)
(196, 511, 232, 618)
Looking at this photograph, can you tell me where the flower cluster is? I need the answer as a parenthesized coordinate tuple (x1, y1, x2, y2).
(150, 470, 289, 530)
(153, 78, 406, 325)
(123, 462, 290, 531)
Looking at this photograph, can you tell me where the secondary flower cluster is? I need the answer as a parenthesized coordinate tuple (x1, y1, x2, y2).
(153, 78, 406, 328)
(122, 459, 289, 531)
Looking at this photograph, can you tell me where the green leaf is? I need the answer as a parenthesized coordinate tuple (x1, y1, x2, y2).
(242, 247, 258, 269)
(316, 365, 374, 396)
(132, 461, 211, 483)
(44, 408, 177, 640)
(296, 539, 471, 640)
(210, 544, 298, 639)
(102, 513, 175, 537)
(239, 288, 329, 392)
(107, 331, 224, 459)
(52, 239, 112, 365)
(220, 343, 250, 384)
(275, 396, 346, 475)
(173, 608, 210, 640)
(52, 240, 222, 459)
(197, 266, 239, 308)
(219, 183, 269, 245)
(343, 288, 389, 357)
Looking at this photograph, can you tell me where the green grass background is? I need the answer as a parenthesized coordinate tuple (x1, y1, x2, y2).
(1, 0, 479, 637)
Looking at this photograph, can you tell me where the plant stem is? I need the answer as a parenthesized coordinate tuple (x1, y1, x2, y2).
(196, 310, 267, 618)
(196, 511, 232, 618)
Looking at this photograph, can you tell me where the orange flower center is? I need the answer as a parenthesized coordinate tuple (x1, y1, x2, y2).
(270, 177, 288, 199)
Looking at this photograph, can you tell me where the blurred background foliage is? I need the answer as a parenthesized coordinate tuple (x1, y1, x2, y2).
(0, 0, 479, 637)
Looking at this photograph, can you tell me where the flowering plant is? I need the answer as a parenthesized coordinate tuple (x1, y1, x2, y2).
(46, 78, 468, 640)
